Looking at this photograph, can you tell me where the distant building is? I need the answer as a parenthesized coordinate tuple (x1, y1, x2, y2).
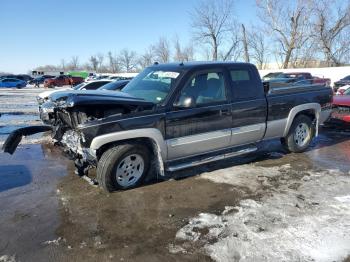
(31, 70, 64, 76)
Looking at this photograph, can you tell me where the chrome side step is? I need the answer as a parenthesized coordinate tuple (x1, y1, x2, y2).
(166, 146, 257, 172)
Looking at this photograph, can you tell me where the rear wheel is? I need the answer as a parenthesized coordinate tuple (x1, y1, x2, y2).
(16, 84, 21, 89)
(281, 115, 315, 153)
(97, 143, 150, 192)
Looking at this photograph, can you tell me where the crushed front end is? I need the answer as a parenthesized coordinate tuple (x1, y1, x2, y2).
(4, 89, 155, 182)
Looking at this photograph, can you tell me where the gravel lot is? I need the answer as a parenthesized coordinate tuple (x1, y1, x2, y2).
(0, 87, 350, 262)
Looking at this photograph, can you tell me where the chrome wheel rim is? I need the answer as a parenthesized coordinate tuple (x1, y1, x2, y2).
(116, 154, 144, 187)
(294, 123, 310, 147)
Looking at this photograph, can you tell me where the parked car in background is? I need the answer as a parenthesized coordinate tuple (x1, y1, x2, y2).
(262, 72, 283, 81)
(85, 75, 110, 82)
(0, 75, 15, 79)
(37, 80, 113, 105)
(0, 74, 33, 83)
(15, 74, 33, 82)
(328, 91, 350, 125)
(108, 76, 134, 81)
(267, 72, 330, 87)
(29, 75, 55, 86)
(0, 78, 27, 88)
(4, 62, 333, 192)
(44, 75, 84, 88)
(334, 75, 350, 92)
(97, 80, 130, 91)
(335, 85, 350, 95)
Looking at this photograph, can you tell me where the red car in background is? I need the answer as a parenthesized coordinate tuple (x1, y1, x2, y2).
(330, 89, 350, 124)
(44, 75, 84, 88)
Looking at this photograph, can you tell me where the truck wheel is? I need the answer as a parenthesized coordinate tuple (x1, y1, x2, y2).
(97, 144, 150, 192)
(281, 115, 315, 153)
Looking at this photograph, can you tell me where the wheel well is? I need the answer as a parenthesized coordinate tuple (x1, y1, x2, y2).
(295, 109, 316, 122)
(96, 137, 156, 160)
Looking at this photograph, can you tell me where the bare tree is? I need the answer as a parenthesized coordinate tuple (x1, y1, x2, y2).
(60, 59, 66, 71)
(89, 56, 99, 72)
(97, 53, 104, 71)
(241, 24, 250, 62)
(69, 56, 79, 70)
(139, 46, 156, 69)
(81, 63, 92, 71)
(173, 36, 194, 62)
(107, 51, 119, 73)
(313, 0, 350, 66)
(248, 29, 269, 69)
(257, 0, 311, 68)
(153, 37, 170, 63)
(35, 65, 60, 72)
(191, 0, 235, 60)
(219, 23, 242, 61)
(119, 49, 137, 72)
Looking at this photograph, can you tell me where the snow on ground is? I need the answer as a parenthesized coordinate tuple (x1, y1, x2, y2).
(172, 164, 350, 262)
(0, 255, 16, 262)
(0, 87, 53, 145)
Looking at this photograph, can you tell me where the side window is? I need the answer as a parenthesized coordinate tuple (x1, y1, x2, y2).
(178, 71, 227, 107)
(230, 69, 262, 100)
(85, 82, 106, 90)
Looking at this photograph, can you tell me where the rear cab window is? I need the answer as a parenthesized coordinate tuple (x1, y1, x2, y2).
(229, 67, 263, 100)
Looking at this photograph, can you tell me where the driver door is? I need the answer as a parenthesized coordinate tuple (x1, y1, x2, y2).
(165, 70, 232, 160)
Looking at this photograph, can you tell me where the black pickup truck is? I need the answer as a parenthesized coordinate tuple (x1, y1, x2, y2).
(3, 62, 333, 192)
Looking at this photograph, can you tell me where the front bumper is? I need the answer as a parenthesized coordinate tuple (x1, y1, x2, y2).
(2, 125, 52, 154)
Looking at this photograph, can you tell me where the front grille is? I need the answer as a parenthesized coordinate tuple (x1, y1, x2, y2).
(57, 111, 73, 127)
(333, 105, 350, 114)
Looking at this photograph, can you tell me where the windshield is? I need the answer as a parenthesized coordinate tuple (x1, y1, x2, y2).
(264, 72, 281, 78)
(344, 88, 350, 95)
(278, 73, 293, 78)
(121, 68, 181, 103)
(73, 83, 85, 90)
(98, 81, 128, 90)
(342, 75, 350, 80)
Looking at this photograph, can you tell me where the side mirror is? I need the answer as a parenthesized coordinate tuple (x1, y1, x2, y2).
(173, 96, 195, 109)
(263, 82, 270, 93)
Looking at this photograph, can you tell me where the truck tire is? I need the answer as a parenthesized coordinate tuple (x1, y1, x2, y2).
(96, 143, 150, 192)
(281, 115, 315, 153)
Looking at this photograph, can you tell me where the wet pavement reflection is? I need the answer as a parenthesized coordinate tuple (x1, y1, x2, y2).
(0, 128, 349, 261)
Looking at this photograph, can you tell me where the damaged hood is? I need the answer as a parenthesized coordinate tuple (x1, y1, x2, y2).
(49, 90, 155, 108)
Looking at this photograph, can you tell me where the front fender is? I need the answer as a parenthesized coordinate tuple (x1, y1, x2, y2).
(90, 128, 167, 160)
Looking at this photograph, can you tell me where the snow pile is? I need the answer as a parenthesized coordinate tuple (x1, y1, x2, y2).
(199, 164, 291, 192)
(173, 164, 350, 262)
(0, 255, 16, 262)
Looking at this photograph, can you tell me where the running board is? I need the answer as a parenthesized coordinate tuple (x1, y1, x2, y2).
(166, 146, 257, 172)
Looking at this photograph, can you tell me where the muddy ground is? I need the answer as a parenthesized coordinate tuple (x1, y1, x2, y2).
(0, 88, 350, 262)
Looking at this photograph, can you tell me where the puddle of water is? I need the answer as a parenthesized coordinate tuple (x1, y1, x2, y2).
(0, 113, 39, 122)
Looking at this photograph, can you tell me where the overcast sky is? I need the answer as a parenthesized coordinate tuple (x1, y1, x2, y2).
(0, 0, 257, 73)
